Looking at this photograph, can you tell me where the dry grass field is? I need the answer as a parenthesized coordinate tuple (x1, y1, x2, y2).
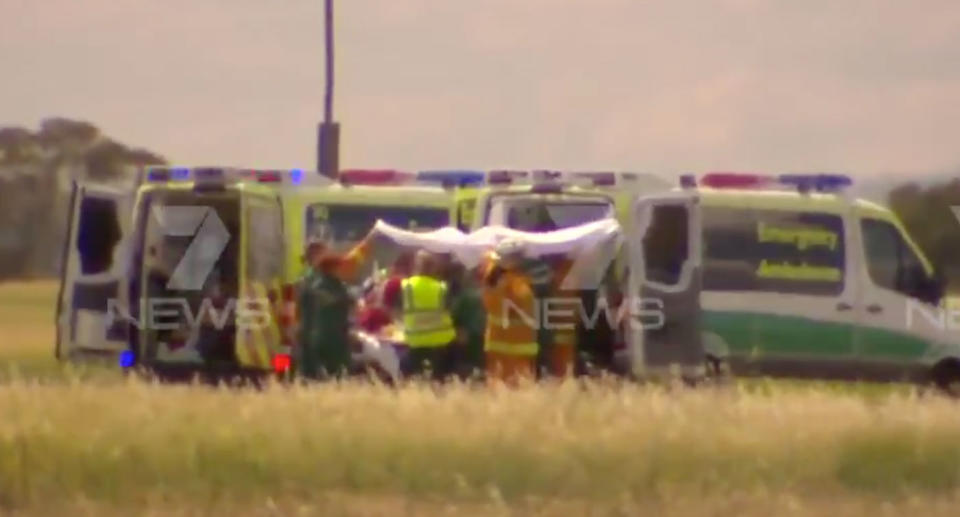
(2, 280, 960, 516)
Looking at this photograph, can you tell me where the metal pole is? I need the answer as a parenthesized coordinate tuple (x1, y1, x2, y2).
(317, 0, 340, 177)
(323, 0, 334, 123)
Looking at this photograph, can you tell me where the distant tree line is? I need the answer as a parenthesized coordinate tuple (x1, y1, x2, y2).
(888, 178, 960, 285)
(0, 118, 955, 289)
(0, 118, 165, 279)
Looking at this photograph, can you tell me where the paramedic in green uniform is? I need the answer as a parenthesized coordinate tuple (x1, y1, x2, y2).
(444, 259, 486, 380)
(297, 233, 374, 380)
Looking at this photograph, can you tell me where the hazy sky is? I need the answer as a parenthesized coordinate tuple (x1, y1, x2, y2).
(3, 0, 959, 176)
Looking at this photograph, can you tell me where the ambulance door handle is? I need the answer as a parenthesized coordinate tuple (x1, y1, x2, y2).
(836, 302, 853, 312)
(866, 304, 884, 315)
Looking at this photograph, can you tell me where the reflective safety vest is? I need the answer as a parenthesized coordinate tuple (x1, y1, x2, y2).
(401, 276, 456, 348)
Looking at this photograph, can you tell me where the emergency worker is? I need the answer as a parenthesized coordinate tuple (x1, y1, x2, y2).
(518, 256, 554, 377)
(399, 250, 457, 380)
(481, 240, 538, 387)
(534, 255, 580, 378)
(380, 250, 414, 319)
(297, 233, 374, 380)
(446, 259, 486, 380)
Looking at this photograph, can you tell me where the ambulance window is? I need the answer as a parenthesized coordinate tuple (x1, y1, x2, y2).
(703, 208, 845, 295)
(307, 204, 449, 246)
(506, 201, 611, 232)
(76, 197, 121, 275)
(861, 218, 927, 296)
(246, 201, 284, 281)
(457, 199, 476, 232)
(643, 204, 689, 286)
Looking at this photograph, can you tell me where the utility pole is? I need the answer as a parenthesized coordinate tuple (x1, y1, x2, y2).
(317, 0, 339, 177)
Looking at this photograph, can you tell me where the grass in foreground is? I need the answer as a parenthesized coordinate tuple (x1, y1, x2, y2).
(2, 378, 960, 515)
(4, 281, 960, 515)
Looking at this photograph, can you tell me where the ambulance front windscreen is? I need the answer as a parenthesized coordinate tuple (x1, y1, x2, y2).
(501, 200, 613, 232)
(306, 204, 449, 250)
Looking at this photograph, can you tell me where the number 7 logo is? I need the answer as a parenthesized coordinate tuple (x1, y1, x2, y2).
(151, 206, 231, 291)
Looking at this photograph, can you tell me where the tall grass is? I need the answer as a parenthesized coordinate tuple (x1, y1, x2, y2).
(1, 378, 960, 514)
(4, 282, 960, 515)
(0, 281, 57, 361)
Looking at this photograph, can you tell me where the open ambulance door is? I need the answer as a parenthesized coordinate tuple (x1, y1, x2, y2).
(627, 192, 704, 381)
(238, 192, 286, 372)
(56, 181, 134, 361)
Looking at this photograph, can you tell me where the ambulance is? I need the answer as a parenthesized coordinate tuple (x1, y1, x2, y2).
(625, 172, 960, 391)
(55, 167, 454, 381)
(428, 169, 671, 233)
(421, 169, 672, 373)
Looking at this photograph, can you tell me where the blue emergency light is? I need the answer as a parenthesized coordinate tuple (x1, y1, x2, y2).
(290, 169, 305, 185)
(171, 167, 190, 180)
(778, 173, 852, 193)
(417, 170, 486, 187)
(193, 167, 225, 181)
(146, 168, 170, 182)
(118, 350, 135, 368)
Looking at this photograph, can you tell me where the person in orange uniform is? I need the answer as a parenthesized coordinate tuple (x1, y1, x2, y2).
(546, 255, 579, 378)
(480, 239, 539, 387)
(520, 253, 579, 379)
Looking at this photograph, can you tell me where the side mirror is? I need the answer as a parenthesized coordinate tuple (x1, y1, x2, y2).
(916, 267, 947, 306)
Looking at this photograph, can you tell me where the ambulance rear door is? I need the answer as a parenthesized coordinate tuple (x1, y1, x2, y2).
(627, 192, 704, 380)
(56, 181, 135, 361)
(238, 191, 286, 371)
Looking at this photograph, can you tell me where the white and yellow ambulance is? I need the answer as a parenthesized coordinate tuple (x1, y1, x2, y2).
(55, 167, 454, 381)
(625, 172, 960, 390)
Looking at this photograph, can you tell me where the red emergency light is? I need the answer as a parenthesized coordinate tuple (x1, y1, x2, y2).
(339, 169, 413, 185)
(256, 170, 283, 183)
(272, 353, 292, 373)
(700, 172, 774, 189)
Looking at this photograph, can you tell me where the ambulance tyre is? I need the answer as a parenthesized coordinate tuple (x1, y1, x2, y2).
(931, 359, 960, 398)
(705, 355, 732, 385)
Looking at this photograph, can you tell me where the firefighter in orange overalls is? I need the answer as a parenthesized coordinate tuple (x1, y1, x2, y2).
(521, 254, 577, 379)
(546, 255, 578, 378)
(480, 239, 538, 387)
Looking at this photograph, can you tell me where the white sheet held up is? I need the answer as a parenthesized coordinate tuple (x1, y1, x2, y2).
(371, 218, 624, 270)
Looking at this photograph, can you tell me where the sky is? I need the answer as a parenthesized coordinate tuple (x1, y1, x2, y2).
(2, 0, 959, 177)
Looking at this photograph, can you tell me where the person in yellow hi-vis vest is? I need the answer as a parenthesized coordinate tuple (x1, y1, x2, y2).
(481, 239, 539, 387)
(399, 250, 457, 381)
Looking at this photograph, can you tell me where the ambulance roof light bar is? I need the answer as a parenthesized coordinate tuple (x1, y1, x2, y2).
(499, 170, 621, 188)
(679, 174, 697, 189)
(531, 170, 563, 183)
(698, 172, 853, 194)
(416, 170, 486, 187)
(567, 171, 617, 187)
(338, 169, 415, 186)
(700, 172, 775, 189)
(487, 170, 529, 185)
(778, 173, 852, 193)
(145, 166, 317, 186)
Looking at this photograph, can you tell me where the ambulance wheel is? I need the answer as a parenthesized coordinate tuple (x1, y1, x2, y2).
(931, 360, 960, 397)
(705, 355, 732, 385)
